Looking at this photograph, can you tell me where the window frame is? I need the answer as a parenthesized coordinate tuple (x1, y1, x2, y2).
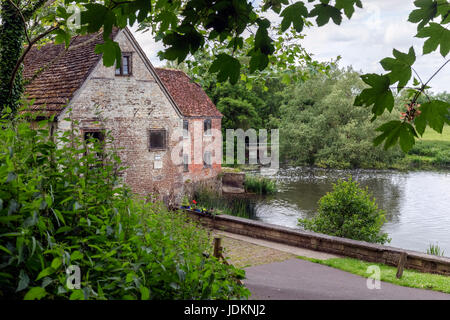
(148, 129, 167, 151)
(115, 52, 132, 76)
(183, 120, 189, 138)
(203, 119, 212, 136)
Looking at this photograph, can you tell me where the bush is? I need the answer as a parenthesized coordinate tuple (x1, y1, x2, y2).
(0, 113, 249, 300)
(298, 177, 390, 244)
(244, 175, 277, 195)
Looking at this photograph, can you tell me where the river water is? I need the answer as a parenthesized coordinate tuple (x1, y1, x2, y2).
(251, 167, 450, 256)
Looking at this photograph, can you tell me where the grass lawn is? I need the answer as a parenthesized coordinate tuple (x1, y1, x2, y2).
(297, 256, 450, 294)
(395, 125, 450, 170)
(420, 125, 450, 142)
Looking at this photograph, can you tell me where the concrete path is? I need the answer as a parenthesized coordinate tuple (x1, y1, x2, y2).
(244, 258, 450, 300)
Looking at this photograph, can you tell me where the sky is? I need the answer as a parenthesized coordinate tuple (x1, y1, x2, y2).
(131, 0, 449, 93)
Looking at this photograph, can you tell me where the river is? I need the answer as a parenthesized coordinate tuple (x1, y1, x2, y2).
(251, 167, 450, 257)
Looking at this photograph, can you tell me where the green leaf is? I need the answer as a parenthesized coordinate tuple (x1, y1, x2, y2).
(70, 289, 85, 300)
(380, 47, 416, 91)
(140, 286, 150, 300)
(51, 257, 62, 270)
(94, 40, 122, 68)
(280, 2, 308, 32)
(36, 267, 55, 281)
(209, 54, 241, 84)
(354, 74, 394, 116)
(24, 287, 47, 300)
(335, 0, 363, 19)
(16, 270, 30, 292)
(416, 22, 450, 57)
(309, 3, 342, 26)
(408, 0, 439, 30)
(414, 100, 450, 135)
(71, 250, 83, 261)
(374, 121, 417, 152)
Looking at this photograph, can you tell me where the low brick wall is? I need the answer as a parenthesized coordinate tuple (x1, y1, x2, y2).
(185, 210, 450, 276)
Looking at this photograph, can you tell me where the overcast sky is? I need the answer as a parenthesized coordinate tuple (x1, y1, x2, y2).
(131, 0, 449, 93)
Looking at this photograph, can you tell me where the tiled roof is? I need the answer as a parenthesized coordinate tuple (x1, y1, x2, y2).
(22, 30, 119, 117)
(155, 68, 222, 118)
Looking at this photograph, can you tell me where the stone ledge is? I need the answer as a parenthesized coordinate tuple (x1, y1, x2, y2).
(185, 210, 450, 276)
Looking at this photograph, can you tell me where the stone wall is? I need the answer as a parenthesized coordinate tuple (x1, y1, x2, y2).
(185, 211, 450, 276)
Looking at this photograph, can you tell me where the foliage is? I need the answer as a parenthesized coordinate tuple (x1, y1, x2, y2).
(0, 112, 249, 300)
(355, 0, 450, 152)
(1, 0, 362, 116)
(193, 188, 257, 219)
(278, 67, 404, 168)
(297, 256, 450, 294)
(244, 175, 277, 195)
(298, 177, 390, 244)
(427, 243, 445, 256)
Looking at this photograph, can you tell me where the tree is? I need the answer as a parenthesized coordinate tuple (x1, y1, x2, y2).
(0, 0, 363, 115)
(278, 67, 403, 168)
(298, 177, 390, 244)
(1, 0, 449, 152)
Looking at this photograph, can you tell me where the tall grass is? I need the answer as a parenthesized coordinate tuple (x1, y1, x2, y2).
(193, 188, 257, 219)
(427, 243, 445, 256)
(244, 175, 277, 195)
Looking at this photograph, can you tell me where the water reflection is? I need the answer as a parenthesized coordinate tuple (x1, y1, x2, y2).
(252, 167, 450, 256)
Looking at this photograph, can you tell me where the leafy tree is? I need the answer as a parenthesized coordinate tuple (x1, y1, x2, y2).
(217, 97, 262, 131)
(355, 0, 450, 152)
(298, 177, 390, 244)
(278, 67, 404, 168)
(1, 0, 364, 115)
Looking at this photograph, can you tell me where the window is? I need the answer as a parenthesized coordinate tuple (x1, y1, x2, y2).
(183, 154, 189, 172)
(83, 130, 105, 164)
(84, 131, 104, 143)
(183, 120, 189, 138)
(203, 151, 212, 168)
(204, 119, 211, 136)
(149, 129, 167, 150)
(115, 53, 132, 76)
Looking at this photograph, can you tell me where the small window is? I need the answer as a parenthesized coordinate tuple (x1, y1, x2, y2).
(183, 120, 189, 138)
(83, 130, 105, 164)
(183, 154, 189, 172)
(149, 129, 167, 150)
(204, 119, 211, 136)
(203, 151, 212, 168)
(115, 53, 132, 76)
(84, 131, 104, 143)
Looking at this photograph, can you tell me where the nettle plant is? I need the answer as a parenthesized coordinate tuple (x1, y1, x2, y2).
(0, 109, 249, 300)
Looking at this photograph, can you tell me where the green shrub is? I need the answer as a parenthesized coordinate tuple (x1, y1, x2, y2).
(0, 113, 249, 300)
(244, 175, 277, 195)
(298, 177, 390, 244)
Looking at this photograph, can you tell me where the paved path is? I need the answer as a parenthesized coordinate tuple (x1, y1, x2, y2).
(244, 258, 450, 300)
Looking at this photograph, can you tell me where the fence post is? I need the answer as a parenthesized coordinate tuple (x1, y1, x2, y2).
(213, 237, 222, 258)
(396, 252, 408, 279)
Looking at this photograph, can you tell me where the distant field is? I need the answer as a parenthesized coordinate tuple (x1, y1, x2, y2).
(401, 125, 450, 170)
(420, 125, 450, 142)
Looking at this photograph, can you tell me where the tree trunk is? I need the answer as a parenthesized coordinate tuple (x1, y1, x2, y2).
(0, 0, 26, 114)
